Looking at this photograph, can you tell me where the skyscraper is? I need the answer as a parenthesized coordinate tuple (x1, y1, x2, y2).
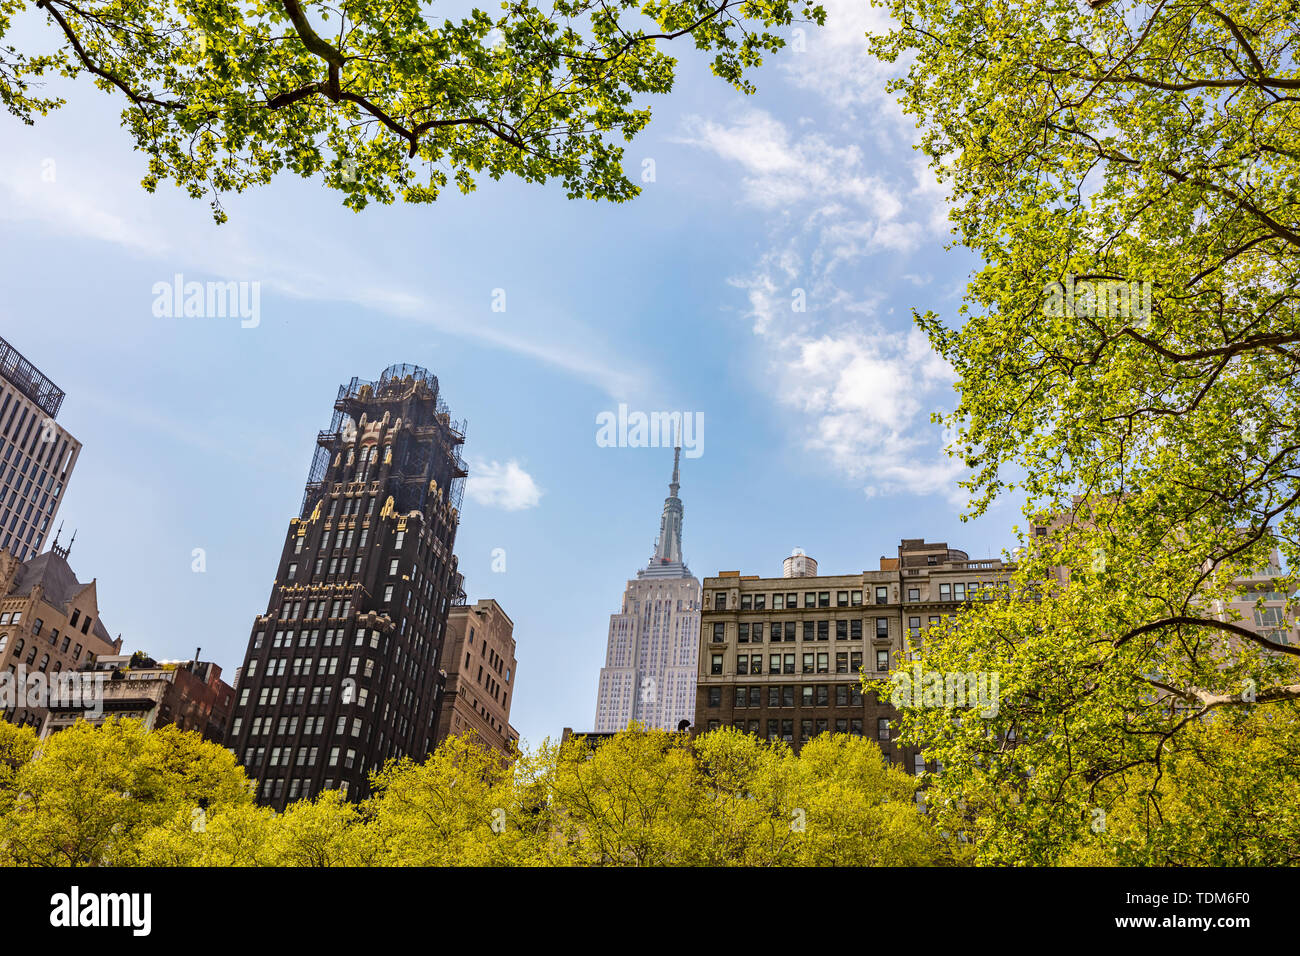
(0, 335, 80, 561)
(226, 365, 468, 809)
(593, 448, 701, 732)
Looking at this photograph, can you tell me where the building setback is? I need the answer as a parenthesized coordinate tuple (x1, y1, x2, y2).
(41, 652, 235, 743)
(0, 335, 81, 561)
(695, 540, 1009, 773)
(593, 448, 701, 732)
(435, 599, 518, 756)
(0, 540, 122, 730)
(226, 365, 468, 809)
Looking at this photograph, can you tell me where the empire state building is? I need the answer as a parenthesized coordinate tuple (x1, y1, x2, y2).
(592, 448, 702, 732)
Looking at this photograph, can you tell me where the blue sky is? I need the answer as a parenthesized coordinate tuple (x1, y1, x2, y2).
(0, 1, 1024, 747)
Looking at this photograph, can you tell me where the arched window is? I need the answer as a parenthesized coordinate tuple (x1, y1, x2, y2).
(25, 646, 37, 665)
(0, 633, 7, 655)
(12, 637, 23, 656)
(37, 654, 48, 672)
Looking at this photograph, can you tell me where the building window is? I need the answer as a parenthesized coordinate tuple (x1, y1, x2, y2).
(875, 586, 888, 605)
(939, 583, 951, 600)
(707, 687, 721, 707)
(753, 594, 766, 611)
(31, 618, 42, 635)
(876, 618, 889, 639)
(802, 653, 814, 674)
(837, 591, 849, 607)
(817, 592, 830, 608)
(836, 620, 847, 640)
(712, 622, 726, 643)
(714, 592, 726, 611)
(876, 649, 889, 671)
(710, 654, 723, 675)
(817, 620, 829, 641)
(908, 587, 919, 602)
(878, 718, 890, 742)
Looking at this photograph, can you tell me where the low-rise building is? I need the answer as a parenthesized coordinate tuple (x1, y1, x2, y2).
(40, 652, 235, 742)
(0, 541, 121, 730)
(695, 540, 1009, 773)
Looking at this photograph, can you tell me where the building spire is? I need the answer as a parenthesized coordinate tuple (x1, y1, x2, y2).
(650, 446, 685, 568)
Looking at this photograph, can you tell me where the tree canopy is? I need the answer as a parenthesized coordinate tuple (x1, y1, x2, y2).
(0, 720, 942, 865)
(2, 0, 824, 219)
(869, 0, 1300, 863)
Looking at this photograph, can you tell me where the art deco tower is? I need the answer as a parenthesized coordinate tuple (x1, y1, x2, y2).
(227, 365, 467, 809)
(593, 449, 701, 732)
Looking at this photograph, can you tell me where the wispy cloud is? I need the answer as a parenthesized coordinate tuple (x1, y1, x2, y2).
(0, 152, 645, 399)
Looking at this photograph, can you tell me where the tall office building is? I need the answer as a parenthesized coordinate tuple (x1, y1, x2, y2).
(0, 335, 81, 560)
(227, 365, 468, 809)
(593, 449, 701, 732)
(435, 598, 518, 756)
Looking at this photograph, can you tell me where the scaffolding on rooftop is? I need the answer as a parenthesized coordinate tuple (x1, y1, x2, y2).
(299, 365, 467, 517)
(0, 334, 65, 419)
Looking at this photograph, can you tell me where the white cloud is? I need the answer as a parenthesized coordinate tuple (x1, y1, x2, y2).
(697, 115, 967, 502)
(465, 459, 543, 511)
(781, 0, 911, 141)
(676, 110, 902, 218)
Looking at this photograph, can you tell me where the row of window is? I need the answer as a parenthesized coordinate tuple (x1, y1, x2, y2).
(703, 718, 893, 745)
(710, 648, 891, 675)
(0, 631, 88, 667)
(712, 582, 997, 611)
(707, 683, 869, 708)
(721, 650, 869, 676)
(716, 619, 889, 643)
